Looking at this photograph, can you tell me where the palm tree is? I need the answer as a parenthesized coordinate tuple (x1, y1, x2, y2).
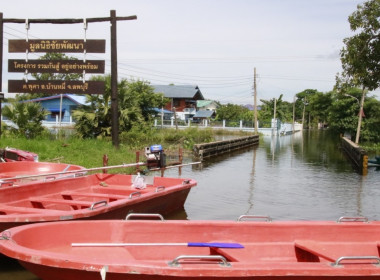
(2, 100, 47, 138)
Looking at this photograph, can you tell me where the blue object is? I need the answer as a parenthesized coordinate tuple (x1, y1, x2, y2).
(150, 144, 163, 152)
(187, 242, 244, 249)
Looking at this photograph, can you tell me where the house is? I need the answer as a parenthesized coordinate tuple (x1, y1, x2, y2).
(152, 85, 205, 121)
(197, 100, 218, 112)
(192, 110, 215, 121)
(25, 94, 87, 126)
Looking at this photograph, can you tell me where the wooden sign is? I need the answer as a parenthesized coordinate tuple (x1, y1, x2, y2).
(8, 80, 105, 94)
(9, 59, 105, 73)
(9, 39, 106, 53)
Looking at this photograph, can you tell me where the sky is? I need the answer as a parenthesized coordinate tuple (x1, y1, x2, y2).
(1, 0, 375, 104)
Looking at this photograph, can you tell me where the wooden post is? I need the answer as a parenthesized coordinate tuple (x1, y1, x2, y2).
(0, 13, 3, 137)
(178, 146, 183, 176)
(102, 154, 109, 174)
(173, 107, 178, 131)
(135, 151, 140, 173)
(110, 10, 119, 148)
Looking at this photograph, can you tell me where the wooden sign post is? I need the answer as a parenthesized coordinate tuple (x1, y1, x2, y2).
(0, 11, 137, 147)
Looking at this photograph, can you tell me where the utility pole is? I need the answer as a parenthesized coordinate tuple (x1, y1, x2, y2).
(253, 68, 258, 134)
(302, 97, 306, 130)
(292, 95, 295, 134)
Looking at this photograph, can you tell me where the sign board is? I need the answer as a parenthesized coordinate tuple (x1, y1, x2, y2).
(8, 80, 105, 94)
(9, 39, 106, 53)
(8, 59, 105, 73)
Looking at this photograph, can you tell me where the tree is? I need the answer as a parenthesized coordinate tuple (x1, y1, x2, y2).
(215, 104, 253, 123)
(259, 94, 292, 127)
(328, 89, 362, 136)
(2, 98, 47, 138)
(295, 89, 332, 128)
(73, 75, 167, 138)
(338, 0, 380, 143)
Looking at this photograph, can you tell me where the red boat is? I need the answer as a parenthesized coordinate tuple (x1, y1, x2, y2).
(0, 173, 196, 232)
(0, 147, 38, 162)
(1, 217, 380, 279)
(0, 161, 86, 187)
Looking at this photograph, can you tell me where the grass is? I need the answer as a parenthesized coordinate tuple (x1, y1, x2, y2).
(1, 128, 253, 173)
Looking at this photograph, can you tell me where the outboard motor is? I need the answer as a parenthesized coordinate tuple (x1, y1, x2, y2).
(144, 144, 166, 168)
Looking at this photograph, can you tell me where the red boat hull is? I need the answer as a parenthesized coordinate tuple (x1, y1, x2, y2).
(1, 220, 380, 279)
(0, 173, 196, 232)
(0, 161, 85, 187)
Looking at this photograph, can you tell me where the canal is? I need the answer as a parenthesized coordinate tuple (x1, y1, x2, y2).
(170, 130, 379, 221)
(1, 130, 379, 279)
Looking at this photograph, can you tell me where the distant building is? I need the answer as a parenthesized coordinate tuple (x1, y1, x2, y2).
(23, 94, 87, 124)
(197, 100, 218, 112)
(192, 110, 216, 123)
(152, 85, 205, 121)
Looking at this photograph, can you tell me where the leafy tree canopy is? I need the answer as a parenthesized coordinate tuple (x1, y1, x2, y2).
(339, 0, 380, 90)
(73, 75, 168, 139)
(2, 97, 48, 138)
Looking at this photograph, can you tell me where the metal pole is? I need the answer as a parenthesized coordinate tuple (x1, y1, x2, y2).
(110, 10, 119, 148)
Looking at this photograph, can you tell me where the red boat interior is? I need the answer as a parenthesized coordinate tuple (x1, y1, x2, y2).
(3, 220, 380, 276)
(0, 173, 191, 216)
(0, 161, 85, 186)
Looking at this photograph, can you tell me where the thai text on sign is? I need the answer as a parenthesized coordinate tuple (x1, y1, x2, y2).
(8, 60, 105, 73)
(8, 39, 106, 53)
(8, 80, 105, 94)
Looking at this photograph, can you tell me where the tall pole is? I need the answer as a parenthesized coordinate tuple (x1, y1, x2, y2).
(302, 98, 306, 130)
(355, 86, 366, 144)
(110, 10, 119, 148)
(292, 95, 295, 133)
(253, 68, 258, 134)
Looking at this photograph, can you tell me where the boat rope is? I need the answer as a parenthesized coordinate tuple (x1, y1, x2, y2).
(0, 230, 11, 240)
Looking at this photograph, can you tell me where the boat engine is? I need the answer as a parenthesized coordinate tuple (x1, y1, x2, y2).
(145, 145, 166, 168)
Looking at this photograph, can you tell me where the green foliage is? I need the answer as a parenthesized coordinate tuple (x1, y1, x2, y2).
(73, 75, 167, 139)
(2, 98, 48, 138)
(259, 94, 292, 125)
(120, 127, 214, 150)
(294, 89, 333, 128)
(339, 0, 380, 91)
(215, 104, 253, 122)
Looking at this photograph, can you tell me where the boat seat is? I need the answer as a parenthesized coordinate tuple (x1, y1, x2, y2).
(61, 191, 128, 201)
(0, 204, 65, 214)
(29, 197, 93, 210)
(294, 240, 379, 262)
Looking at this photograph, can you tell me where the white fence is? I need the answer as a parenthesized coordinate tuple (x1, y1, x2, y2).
(154, 118, 303, 136)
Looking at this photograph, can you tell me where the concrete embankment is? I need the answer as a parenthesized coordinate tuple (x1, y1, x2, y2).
(341, 136, 368, 175)
(193, 135, 259, 160)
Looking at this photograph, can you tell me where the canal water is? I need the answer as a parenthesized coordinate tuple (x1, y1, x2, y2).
(167, 130, 380, 221)
(1, 130, 379, 279)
